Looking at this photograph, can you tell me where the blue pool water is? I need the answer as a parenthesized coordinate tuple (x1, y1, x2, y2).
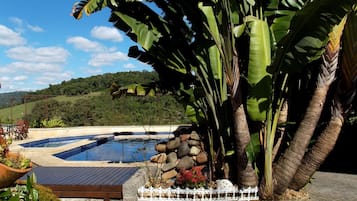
(20, 135, 96, 147)
(56, 138, 163, 163)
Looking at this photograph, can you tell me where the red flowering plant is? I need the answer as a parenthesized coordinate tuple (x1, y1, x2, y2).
(176, 166, 207, 189)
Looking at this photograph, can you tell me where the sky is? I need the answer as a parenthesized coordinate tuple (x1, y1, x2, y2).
(0, 0, 152, 93)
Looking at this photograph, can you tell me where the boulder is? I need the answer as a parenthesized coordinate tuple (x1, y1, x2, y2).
(190, 132, 200, 141)
(188, 139, 200, 146)
(180, 134, 191, 142)
(189, 146, 201, 156)
(176, 156, 195, 170)
(162, 162, 177, 172)
(161, 169, 178, 181)
(150, 153, 167, 163)
(167, 137, 181, 150)
(177, 141, 190, 158)
(196, 151, 208, 164)
(155, 143, 167, 153)
(166, 152, 178, 163)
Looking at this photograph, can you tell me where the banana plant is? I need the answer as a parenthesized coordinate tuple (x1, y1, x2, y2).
(71, 0, 356, 199)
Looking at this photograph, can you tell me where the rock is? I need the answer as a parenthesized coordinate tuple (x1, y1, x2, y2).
(190, 132, 200, 141)
(165, 179, 175, 187)
(166, 152, 178, 163)
(180, 134, 191, 142)
(161, 169, 178, 181)
(167, 137, 181, 150)
(216, 179, 234, 190)
(189, 146, 201, 156)
(155, 143, 167, 153)
(176, 156, 195, 170)
(188, 139, 200, 146)
(162, 162, 177, 172)
(196, 151, 208, 164)
(150, 153, 167, 163)
(177, 141, 190, 158)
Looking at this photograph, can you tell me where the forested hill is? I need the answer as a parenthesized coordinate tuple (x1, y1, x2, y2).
(0, 91, 28, 108)
(0, 71, 190, 126)
(0, 71, 159, 107)
(29, 70, 159, 97)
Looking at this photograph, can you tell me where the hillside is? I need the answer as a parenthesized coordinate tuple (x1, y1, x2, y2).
(0, 91, 28, 108)
(0, 71, 189, 126)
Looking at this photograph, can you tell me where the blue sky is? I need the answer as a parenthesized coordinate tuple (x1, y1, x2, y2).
(0, 0, 152, 93)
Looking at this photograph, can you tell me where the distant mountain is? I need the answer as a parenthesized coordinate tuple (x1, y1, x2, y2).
(0, 91, 28, 108)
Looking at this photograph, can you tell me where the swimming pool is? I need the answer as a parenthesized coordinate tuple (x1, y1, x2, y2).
(20, 135, 97, 147)
(55, 138, 163, 163)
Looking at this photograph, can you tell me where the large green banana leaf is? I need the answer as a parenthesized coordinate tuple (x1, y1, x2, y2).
(272, 0, 355, 74)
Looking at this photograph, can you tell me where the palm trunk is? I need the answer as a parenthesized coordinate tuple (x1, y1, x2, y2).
(233, 104, 258, 187)
(289, 102, 343, 190)
(272, 86, 329, 194)
(273, 18, 344, 195)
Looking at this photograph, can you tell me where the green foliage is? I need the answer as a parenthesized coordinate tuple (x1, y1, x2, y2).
(0, 174, 39, 201)
(41, 118, 66, 128)
(35, 185, 60, 201)
(28, 71, 158, 98)
(0, 71, 184, 126)
(0, 173, 60, 201)
(21, 92, 188, 127)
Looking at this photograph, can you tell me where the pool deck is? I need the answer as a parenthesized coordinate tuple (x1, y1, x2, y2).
(21, 166, 138, 201)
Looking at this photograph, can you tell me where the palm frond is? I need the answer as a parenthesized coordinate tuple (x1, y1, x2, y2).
(272, 0, 355, 74)
(71, 0, 108, 19)
(341, 10, 357, 90)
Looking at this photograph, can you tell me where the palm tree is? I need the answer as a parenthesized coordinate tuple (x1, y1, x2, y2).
(71, 0, 356, 199)
(289, 11, 357, 191)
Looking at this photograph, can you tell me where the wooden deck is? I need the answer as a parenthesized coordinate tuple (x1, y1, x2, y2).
(19, 166, 138, 201)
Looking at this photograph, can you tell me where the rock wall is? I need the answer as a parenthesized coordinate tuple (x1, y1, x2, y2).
(150, 131, 208, 187)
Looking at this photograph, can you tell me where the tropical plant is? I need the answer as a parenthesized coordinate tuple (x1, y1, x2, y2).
(72, 0, 357, 199)
(0, 174, 39, 201)
(40, 117, 66, 128)
(0, 134, 31, 169)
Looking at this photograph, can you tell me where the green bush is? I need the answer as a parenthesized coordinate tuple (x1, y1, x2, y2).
(0, 174, 60, 201)
(41, 117, 66, 128)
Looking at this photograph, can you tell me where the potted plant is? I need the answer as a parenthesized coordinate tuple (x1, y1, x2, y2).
(0, 134, 32, 189)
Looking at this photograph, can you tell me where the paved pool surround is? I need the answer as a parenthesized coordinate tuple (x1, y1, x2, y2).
(10, 125, 181, 167)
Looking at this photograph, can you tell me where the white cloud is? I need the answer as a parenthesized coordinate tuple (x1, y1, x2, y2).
(9, 17, 23, 26)
(36, 71, 73, 85)
(0, 76, 11, 82)
(27, 24, 44, 32)
(14, 75, 28, 81)
(67, 36, 105, 52)
(8, 62, 62, 73)
(6, 46, 69, 63)
(91, 26, 123, 42)
(86, 68, 103, 75)
(0, 66, 14, 74)
(0, 25, 26, 46)
(124, 63, 136, 69)
(88, 51, 128, 67)
(9, 17, 44, 33)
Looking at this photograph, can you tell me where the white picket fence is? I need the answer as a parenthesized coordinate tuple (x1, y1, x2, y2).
(137, 186, 259, 201)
